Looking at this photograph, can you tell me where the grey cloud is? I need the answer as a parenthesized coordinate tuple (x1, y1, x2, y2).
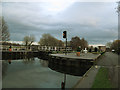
(2, 2, 118, 45)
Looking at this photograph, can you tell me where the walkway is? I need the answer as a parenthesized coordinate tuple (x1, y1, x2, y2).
(73, 66, 100, 88)
(51, 53, 101, 60)
(97, 52, 119, 88)
(73, 52, 119, 88)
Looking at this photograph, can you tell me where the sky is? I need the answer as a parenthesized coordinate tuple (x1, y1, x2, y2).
(1, 0, 118, 45)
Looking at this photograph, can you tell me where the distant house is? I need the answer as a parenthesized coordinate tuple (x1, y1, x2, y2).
(98, 46, 106, 52)
(106, 46, 111, 52)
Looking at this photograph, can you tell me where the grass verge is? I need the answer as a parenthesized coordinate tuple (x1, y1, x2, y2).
(91, 67, 114, 88)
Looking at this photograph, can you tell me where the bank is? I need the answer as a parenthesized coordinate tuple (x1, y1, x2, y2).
(73, 52, 118, 88)
(92, 67, 114, 88)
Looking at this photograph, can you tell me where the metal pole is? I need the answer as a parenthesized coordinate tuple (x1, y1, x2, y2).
(65, 37, 67, 55)
(63, 74, 66, 89)
(64, 74, 66, 84)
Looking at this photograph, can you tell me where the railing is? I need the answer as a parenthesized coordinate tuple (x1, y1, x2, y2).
(0, 45, 72, 52)
(38, 46, 72, 51)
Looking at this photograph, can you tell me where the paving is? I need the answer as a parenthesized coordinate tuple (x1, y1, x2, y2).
(97, 52, 118, 66)
(51, 53, 101, 60)
(0, 60, 2, 90)
(73, 66, 100, 88)
(73, 52, 119, 88)
(97, 52, 119, 88)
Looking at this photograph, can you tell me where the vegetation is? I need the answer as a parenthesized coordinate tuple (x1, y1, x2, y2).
(117, 1, 120, 13)
(92, 67, 114, 88)
(111, 40, 120, 54)
(39, 33, 64, 47)
(106, 42, 112, 48)
(0, 17, 10, 41)
(106, 39, 120, 54)
(23, 35, 35, 49)
(1, 42, 21, 46)
(70, 36, 88, 51)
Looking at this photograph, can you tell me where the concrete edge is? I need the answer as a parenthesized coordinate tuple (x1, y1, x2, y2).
(72, 65, 94, 88)
(72, 65, 100, 89)
(50, 53, 101, 61)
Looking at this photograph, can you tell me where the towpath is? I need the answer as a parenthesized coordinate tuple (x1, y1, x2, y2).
(73, 52, 119, 88)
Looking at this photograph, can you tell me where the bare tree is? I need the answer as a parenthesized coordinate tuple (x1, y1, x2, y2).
(23, 35, 35, 49)
(0, 17, 10, 41)
(23, 36, 29, 46)
(28, 35, 35, 46)
(106, 42, 112, 48)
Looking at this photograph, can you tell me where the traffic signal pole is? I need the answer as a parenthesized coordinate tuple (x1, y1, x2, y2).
(63, 31, 67, 55)
(62, 31, 67, 89)
(65, 37, 67, 55)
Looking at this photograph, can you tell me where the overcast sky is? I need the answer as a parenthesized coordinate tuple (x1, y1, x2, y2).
(2, 1, 118, 45)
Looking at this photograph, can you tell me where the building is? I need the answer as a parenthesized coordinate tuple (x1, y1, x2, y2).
(88, 44, 106, 52)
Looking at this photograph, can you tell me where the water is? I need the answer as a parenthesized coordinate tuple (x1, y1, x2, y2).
(2, 58, 82, 88)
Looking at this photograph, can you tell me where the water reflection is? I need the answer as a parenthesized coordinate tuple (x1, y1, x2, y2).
(2, 57, 49, 78)
(2, 60, 9, 78)
(2, 52, 38, 60)
(22, 57, 35, 64)
(2, 57, 36, 79)
(2, 56, 92, 77)
(2, 57, 85, 88)
(8, 60, 11, 64)
(39, 59, 49, 67)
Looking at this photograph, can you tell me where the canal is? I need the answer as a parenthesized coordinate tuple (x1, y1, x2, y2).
(1, 57, 89, 88)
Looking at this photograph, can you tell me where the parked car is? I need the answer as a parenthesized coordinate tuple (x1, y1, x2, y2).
(112, 49, 115, 52)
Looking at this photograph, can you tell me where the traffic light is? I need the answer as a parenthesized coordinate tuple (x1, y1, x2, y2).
(63, 31, 67, 38)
